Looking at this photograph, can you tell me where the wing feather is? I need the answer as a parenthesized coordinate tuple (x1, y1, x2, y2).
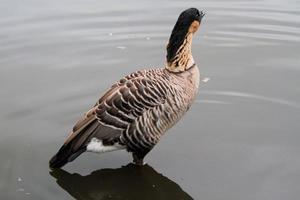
(56, 70, 171, 162)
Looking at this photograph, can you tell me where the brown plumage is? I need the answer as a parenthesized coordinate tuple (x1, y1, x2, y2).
(49, 8, 205, 168)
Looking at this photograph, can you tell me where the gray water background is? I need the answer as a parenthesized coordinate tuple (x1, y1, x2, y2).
(0, 0, 300, 199)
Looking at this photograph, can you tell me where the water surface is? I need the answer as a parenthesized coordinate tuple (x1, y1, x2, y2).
(1, 0, 300, 199)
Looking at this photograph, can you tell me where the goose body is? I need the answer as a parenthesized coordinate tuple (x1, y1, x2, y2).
(50, 8, 204, 168)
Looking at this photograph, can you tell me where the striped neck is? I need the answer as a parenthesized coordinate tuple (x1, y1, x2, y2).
(166, 33, 195, 73)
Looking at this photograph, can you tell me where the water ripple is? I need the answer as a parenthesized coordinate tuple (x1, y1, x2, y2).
(202, 90, 300, 109)
(195, 99, 231, 105)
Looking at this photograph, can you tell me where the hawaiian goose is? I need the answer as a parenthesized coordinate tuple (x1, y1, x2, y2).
(49, 8, 205, 168)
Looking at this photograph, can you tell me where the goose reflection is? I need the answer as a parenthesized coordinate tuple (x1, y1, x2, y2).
(50, 164, 193, 200)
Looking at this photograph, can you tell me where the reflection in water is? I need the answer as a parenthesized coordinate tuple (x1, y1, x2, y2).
(50, 164, 193, 200)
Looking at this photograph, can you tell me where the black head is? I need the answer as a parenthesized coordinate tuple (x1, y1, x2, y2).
(167, 8, 205, 63)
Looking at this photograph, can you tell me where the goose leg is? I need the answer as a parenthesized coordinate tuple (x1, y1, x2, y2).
(132, 152, 146, 166)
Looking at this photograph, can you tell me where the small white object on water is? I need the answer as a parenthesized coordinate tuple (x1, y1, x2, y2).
(116, 46, 126, 50)
(108, 33, 113, 36)
(25, 192, 31, 195)
(146, 37, 151, 40)
(17, 188, 25, 192)
(202, 77, 210, 83)
(17, 177, 22, 182)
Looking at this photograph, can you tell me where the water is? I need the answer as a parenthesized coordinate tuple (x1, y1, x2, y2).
(1, 0, 300, 199)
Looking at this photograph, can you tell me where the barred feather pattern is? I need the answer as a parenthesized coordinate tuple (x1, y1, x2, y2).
(94, 66, 200, 156)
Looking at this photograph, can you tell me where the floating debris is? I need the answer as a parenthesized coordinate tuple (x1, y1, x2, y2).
(17, 188, 25, 192)
(116, 46, 126, 50)
(202, 77, 210, 83)
(108, 33, 113, 36)
(17, 177, 22, 182)
(146, 37, 151, 40)
(25, 192, 31, 195)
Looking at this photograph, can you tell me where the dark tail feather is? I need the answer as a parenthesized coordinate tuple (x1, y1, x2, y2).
(49, 145, 86, 169)
(49, 117, 99, 169)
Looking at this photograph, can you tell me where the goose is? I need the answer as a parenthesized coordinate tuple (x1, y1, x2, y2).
(49, 8, 205, 168)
